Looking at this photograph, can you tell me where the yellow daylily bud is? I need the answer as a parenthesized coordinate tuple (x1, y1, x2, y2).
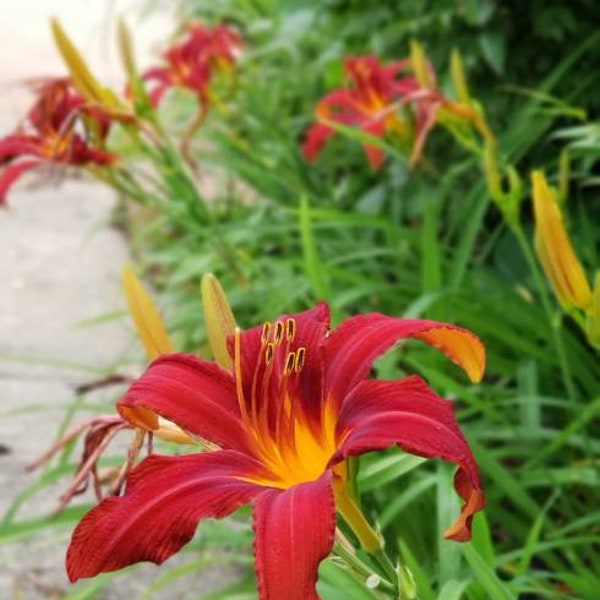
(117, 19, 137, 84)
(450, 48, 470, 103)
(532, 170, 592, 311)
(201, 273, 236, 370)
(410, 40, 433, 88)
(122, 265, 175, 360)
(51, 19, 124, 111)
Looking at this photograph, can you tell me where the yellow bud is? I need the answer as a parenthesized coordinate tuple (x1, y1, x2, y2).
(117, 19, 137, 84)
(532, 170, 592, 311)
(51, 18, 124, 111)
(410, 40, 433, 88)
(122, 265, 175, 360)
(450, 48, 470, 103)
(201, 273, 236, 370)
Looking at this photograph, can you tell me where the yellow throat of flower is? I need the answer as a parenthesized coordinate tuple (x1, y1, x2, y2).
(234, 320, 338, 490)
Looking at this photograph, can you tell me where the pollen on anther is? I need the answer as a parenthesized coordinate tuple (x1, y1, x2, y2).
(295, 347, 306, 372)
(285, 318, 296, 342)
(284, 351, 296, 375)
(261, 322, 272, 344)
(265, 342, 275, 365)
(274, 321, 284, 345)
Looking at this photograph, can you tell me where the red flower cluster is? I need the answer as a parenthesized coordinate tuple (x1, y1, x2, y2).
(303, 54, 482, 169)
(143, 23, 243, 110)
(66, 304, 485, 599)
(0, 78, 116, 204)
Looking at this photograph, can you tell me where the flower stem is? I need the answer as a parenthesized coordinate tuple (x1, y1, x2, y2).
(334, 484, 403, 596)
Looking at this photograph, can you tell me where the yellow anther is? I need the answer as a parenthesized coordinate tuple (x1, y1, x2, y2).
(274, 321, 284, 345)
(265, 342, 275, 365)
(295, 347, 306, 372)
(284, 351, 296, 375)
(286, 318, 296, 342)
(261, 322, 272, 345)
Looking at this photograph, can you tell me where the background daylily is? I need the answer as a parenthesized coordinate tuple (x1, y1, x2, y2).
(66, 299, 485, 599)
(0, 78, 116, 204)
(143, 22, 243, 110)
(302, 55, 416, 169)
(303, 46, 493, 169)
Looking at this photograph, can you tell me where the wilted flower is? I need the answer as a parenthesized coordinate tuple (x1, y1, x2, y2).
(0, 78, 116, 204)
(66, 291, 485, 598)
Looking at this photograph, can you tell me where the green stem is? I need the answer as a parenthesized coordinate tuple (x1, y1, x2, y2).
(333, 538, 395, 594)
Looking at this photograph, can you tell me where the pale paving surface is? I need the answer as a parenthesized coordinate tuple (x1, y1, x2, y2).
(0, 2, 243, 598)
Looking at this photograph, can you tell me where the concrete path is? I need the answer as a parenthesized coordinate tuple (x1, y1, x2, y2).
(0, 3, 242, 598)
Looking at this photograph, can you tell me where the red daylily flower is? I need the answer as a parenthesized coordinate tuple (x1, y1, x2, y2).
(303, 53, 488, 169)
(66, 305, 486, 598)
(0, 78, 116, 204)
(143, 22, 242, 109)
(303, 55, 416, 169)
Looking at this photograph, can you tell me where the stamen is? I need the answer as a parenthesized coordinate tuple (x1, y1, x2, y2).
(274, 321, 284, 345)
(265, 342, 275, 365)
(261, 321, 272, 344)
(295, 347, 306, 372)
(286, 318, 296, 342)
(284, 351, 296, 375)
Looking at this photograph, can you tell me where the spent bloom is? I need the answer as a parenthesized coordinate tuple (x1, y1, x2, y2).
(0, 78, 116, 204)
(26, 267, 195, 512)
(66, 277, 486, 599)
(303, 45, 492, 169)
(143, 22, 243, 110)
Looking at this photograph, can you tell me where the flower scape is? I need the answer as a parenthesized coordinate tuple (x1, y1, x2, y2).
(65, 273, 485, 599)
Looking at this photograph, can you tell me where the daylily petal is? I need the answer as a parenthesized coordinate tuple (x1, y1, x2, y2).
(66, 451, 267, 581)
(302, 122, 334, 162)
(325, 313, 485, 407)
(0, 135, 44, 159)
(118, 353, 253, 453)
(333, 376, 484, 541)
(0, 160, 41, 204)
(361, 120, 386, 169)
(253, 470, 335, 600)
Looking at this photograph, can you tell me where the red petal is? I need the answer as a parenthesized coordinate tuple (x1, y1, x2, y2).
(333, 376, 484, 541)
(0, 134, 43, 158)
(302, 122, 334, 162)
(253, 471, 335, 600)
(0, 160, 40, 204)
(118, 353, 253, 454)
(361, 120, 386, 169)
(66, 450, 267, 582)
(324, 313, 485, 408)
